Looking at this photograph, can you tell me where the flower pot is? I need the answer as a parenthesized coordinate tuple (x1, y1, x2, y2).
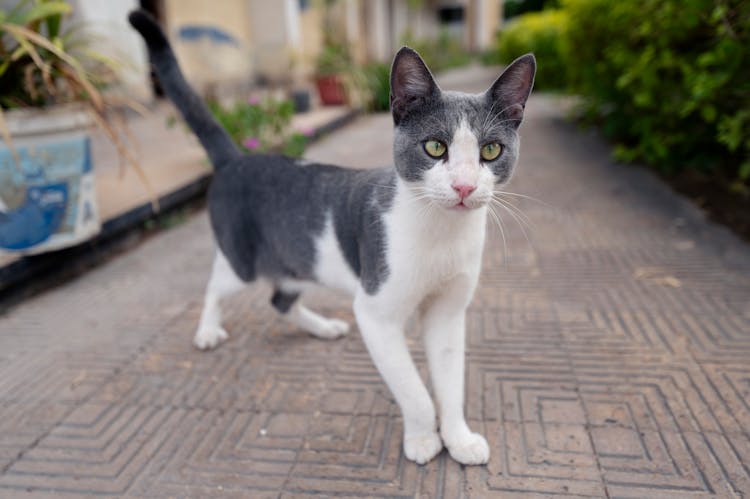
(315, 75, 347, 106)
(291, 89, 311, 113)
(0, 105, 100, 255)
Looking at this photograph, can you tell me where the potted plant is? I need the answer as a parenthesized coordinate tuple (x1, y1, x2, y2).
(0, 0, 143, 255)
(314, 41, 350, 106)
(208, 96, 311, 157)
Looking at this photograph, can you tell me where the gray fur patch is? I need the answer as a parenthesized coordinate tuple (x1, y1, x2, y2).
(208, 156, 396, 294)
(271, 289, 300, 314)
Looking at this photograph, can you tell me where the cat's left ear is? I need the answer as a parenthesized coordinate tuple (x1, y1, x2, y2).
(485, 53, 536, 126)
(390, 47, 440, 125)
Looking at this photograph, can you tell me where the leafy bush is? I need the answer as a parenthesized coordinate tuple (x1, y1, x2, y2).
(563, 0, 750, 181)
(208, 97, 310, 157)
(360, 62, 390, 112)
(495, 9, 567, 90)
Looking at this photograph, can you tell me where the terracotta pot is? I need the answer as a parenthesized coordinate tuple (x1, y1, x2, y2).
(315, 75, 347, 106)
(0, 105, 100, 255)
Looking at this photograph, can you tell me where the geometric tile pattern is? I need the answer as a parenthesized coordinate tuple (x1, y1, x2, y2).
(0, 92, 749, 497)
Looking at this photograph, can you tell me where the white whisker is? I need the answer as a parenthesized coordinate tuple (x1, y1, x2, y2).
(487, 203, 508, 268)
(491, 198, 533, 251)
(495, 190, 552, 208)
(492, 196, 535, 231)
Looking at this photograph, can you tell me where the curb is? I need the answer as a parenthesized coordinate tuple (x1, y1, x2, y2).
(0, 108, 360, 308)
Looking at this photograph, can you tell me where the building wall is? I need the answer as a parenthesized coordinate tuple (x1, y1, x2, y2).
(71, 0, 151, 100)
(472, 0, 503, 50)
(297, 4, 325, 79)
(163, 0, 254, 94)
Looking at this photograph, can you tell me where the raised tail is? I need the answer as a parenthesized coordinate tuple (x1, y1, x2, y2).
(128, 10, 240, 168)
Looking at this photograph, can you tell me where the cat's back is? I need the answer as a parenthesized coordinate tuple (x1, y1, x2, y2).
(206, 153, 392, 285)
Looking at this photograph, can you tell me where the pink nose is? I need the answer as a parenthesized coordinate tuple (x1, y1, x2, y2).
(452, 183, 476, 200)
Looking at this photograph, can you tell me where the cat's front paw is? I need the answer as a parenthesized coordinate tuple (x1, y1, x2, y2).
(444, 431, 490, 465)
(193, 326, 228, 350)
(403, 432, 443, 464)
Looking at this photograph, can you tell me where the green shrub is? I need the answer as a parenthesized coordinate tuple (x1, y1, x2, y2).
(504, 0, 559, 20)
(361, 62, 391, 112)
(563, 0, 750, 181)
(495, 10, 568, 90)
(208, 97, 309, 157)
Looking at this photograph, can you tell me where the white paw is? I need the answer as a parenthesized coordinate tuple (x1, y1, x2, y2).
(310, 318, 350, 339)
(403, 432, 443, 465)
(445, 432, 490, 465)
(193, 326, 228, 350)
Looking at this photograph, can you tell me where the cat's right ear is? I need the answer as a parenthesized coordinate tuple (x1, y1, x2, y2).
(390, 47, 440, 125)
(485, 53, 536, 126)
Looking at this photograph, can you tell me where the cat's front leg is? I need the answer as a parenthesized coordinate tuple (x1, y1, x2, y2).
(353, 291, 442, 464)
(423, 274, 489, 465)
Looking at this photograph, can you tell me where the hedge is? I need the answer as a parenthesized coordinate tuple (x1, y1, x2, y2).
(563, 0, 750, 180)
(496, 10, 568, 90)
(494, 0, 750, 182)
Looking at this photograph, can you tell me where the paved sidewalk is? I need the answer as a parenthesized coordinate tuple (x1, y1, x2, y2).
(0, 65, 749, 497)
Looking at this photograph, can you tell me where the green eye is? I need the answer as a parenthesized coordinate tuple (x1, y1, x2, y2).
(480, 142, 503, 161)
(424, 140, 447, 158)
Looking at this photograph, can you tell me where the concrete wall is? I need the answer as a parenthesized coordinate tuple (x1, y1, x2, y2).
(246, 0, 292, 84)
(296, 4, 324, 79)
(71, 0, 151, 100)
(163, 0, 253, 94)
(471, 0, 502, 50)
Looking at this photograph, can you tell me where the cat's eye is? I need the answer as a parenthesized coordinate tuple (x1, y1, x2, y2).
(480, 142, 503, 161)
(424, 140, 447, 158)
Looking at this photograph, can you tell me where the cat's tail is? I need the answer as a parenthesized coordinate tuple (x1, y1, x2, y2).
(128, 10, 240, 168)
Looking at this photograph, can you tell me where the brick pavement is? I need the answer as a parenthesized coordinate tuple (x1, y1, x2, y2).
(0, 66, 749, 497)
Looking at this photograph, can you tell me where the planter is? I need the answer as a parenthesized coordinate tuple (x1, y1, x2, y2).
(315, 75, 347, 106)
(0, 105, 100, 255)
(291, 89, 311, 113)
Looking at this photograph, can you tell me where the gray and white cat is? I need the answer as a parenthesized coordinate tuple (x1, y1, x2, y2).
(129, 10, 535, 465)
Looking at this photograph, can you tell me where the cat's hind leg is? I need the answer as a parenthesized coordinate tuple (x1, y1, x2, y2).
(272, 289, 350, 339)
(194, 250, 246, 350)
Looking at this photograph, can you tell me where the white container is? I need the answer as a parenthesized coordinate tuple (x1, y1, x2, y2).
(0, 105, 100, 255)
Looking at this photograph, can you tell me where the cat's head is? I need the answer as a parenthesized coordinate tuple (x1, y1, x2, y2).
(390, 48, 535, 211)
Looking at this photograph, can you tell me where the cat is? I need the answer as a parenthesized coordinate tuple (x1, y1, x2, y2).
(129, 10, 535, 466)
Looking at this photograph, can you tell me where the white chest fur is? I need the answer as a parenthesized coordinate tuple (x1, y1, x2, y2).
(379, 182, 487, 311)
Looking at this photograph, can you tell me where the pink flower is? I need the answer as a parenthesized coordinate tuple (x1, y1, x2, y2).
(247, 96, 261, 105)
(243, 137, 260, 150)
(299, 127, 315, 137)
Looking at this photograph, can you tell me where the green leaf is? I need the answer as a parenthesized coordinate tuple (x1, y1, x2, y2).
(700, 105, 717, 123)
(739, 161, 750, 181)
(14, 2, 71, 26)
(4, 0, 33, 23)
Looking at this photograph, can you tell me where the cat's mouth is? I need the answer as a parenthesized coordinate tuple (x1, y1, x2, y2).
(448, 199, 485, 211)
